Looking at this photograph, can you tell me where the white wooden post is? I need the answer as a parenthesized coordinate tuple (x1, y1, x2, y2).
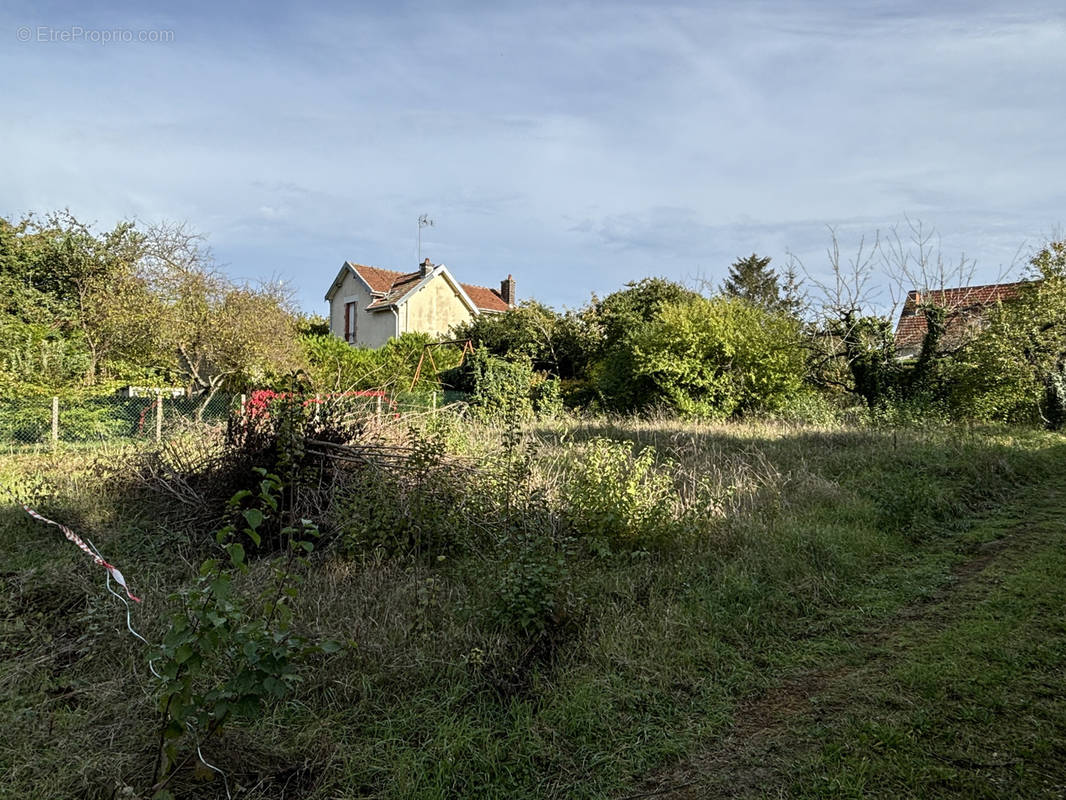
(51, 396, 59, 448)
(375, 394, 382, 423)
(155, 390, 163, 442)
(239, 393, 247, 423)
(432, 391, 437, 412)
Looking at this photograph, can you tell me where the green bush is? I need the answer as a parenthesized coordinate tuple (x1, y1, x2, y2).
(1045, 363, 1066, 430)
(300, 331, 442, 394)
(765, 389, 847, 427)
(561, 437, 676, 547)
(335, 425, 467, 556)
(443, 347, 564, 421)
(0, 398, 49, 443)
(629, 296, 806, 419)
(530, 374, 563, 418)
(468, 350, 534, 419)
(57, 400, 129, 441)
(951, 241, 1066, 425)
(585, 277, 701, 412)
(155, 472, 327, 789)
(492, 530, 570, 635)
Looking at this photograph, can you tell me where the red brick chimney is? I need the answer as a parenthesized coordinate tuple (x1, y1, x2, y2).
(500, 274, 516, 306)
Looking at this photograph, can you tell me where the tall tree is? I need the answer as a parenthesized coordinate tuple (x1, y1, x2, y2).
(722, 253, 780, 310)
(142, 223, 304, 412)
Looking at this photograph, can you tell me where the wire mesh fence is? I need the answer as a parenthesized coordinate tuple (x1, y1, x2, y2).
(0, 389, 469, 450)
(0, 393, 238, 449)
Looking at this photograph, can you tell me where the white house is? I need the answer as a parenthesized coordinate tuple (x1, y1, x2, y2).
(325, 258, 515, 348)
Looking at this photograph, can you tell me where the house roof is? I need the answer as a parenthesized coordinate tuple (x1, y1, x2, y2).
(363, 269, 423, 309)
(461, 283, 510, 313)
(893, 281, 1031, 353)
(333, 262, 510, 313)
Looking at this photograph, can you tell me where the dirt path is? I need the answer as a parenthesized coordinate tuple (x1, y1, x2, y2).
(621, 476, 1066, 800)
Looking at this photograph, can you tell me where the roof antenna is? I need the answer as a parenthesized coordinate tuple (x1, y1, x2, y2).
(417, 214, 434, 264)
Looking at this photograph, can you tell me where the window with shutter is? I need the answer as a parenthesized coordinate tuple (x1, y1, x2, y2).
(344, 301, 357, 344)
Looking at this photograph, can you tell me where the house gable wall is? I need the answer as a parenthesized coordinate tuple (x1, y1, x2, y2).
(399, 272, 476, 339)
(328, 268, 397, 349)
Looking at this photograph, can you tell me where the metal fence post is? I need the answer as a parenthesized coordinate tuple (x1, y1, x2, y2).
(51, 396, 59, 448)
(155, 391, 163, 442)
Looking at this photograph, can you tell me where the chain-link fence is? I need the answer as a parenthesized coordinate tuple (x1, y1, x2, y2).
(390, 389, 469, 415)
(0, 389, 470, 450)
(0, 393, 237, 449)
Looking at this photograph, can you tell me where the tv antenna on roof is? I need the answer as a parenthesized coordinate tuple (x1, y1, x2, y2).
(417, 214, 434, 263)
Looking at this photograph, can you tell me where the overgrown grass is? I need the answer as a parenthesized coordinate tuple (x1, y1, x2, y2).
(0, 417, 1062, 798)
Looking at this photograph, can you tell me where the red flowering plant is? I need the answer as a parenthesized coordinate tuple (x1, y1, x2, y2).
(244, 388, 394, 421)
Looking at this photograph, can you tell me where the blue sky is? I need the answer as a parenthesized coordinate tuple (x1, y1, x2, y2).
(3, 0, 1064, 315)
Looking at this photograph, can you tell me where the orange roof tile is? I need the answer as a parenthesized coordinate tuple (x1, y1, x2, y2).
(461, 283, 509, 312)
(893, 281, 1032, 353)
(348, 263, 510, 313)
(348, 264, 410, 294)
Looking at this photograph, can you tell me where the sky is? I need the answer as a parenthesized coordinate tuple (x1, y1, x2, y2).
(2, 0, 1064, 316)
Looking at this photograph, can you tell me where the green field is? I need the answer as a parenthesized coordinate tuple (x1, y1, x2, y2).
(1, 418, 1063, 799)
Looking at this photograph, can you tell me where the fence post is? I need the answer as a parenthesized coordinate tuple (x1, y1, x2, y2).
(155, 390, 163, 443)
(239, 393, 247, 424)
(376, 394, 382, 424)
(51, 396, 59, 448)
(432, 391, 437, 412)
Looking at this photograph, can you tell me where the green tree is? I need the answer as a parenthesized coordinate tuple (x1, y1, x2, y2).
(0, 213, 310, 400)
(586, 277, 701, 411)
(135, 223, 305, 409)
(722, 253, 804, 315)
(955, 240, 1066, 425)
(629, 296, 806, 418)
(722, 253, 777, 307)
(0, 212, 144, 388)
(452, 300, 593, 380)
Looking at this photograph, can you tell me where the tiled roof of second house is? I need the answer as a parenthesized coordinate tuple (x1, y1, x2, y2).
(893, 281, 1031, 353)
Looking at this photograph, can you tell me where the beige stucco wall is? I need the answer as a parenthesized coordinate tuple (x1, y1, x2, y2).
(328, 269, 397, 349)
(399, 273, 475, 339)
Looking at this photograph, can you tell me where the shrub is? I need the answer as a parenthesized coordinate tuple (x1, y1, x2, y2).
(951, 241, 1066, 426)
(0, 398, 49, 443)
(56, 398, 129, 441)
(582, 278, 702, 413)
(442, 347, 560, 420)
(561, 437, 676, 547)
(765, 389, 846, 427)
(300, 331, 439, 394)
(154, 472, 329, 791)
(492, 530, 570, 635)
(629, 296, 806, 419)
(335, 425, 468, 556)
(530, 374, 563, 418)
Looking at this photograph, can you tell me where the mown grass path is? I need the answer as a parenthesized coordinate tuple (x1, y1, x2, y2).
(628, 456, 1066, 799)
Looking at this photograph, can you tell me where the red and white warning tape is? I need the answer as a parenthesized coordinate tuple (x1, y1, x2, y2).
(3, 483, 231, 797)
(17, 501, 141, 602)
